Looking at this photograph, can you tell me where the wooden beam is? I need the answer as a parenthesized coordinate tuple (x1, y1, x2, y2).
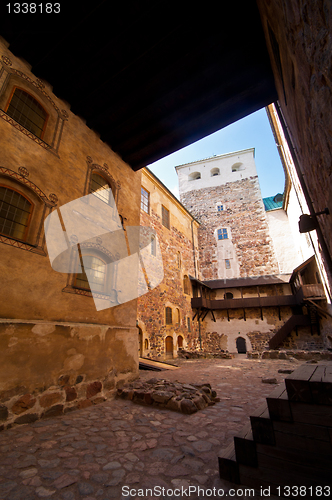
(305, 298, 332, 319)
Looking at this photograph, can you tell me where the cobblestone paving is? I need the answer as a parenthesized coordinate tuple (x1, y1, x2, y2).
(0, 356, 302, 500)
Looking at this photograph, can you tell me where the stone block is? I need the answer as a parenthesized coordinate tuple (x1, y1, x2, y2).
(0, 404, 8, 421)
(42, 404, 64, 418)
(11, 394, 36, 414)
(77, 399, 93, 409)
(14, 413, 39, 425)
(152, 391, 173, 404)
(86, 381, 102, 399)
(39, 392, 62, 408)
(180, 399, 198, 415)
(64, 386, 77, 402)
(58, 375, 70, 387)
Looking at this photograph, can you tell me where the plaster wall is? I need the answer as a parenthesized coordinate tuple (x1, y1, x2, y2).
(0, 41, 140, 427)
(266, 206, 305, 273)
(176, 148, 257, 195)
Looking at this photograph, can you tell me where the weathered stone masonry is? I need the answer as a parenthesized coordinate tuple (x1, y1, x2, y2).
(180, 176, 279, 280)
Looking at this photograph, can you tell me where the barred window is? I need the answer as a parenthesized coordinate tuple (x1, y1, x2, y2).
(165, 306, 172, 325)
(162, 205, 170, 229)
(90, 173, 113, 204)
(0, 186, 32, 240)
(141, 187, 149, 213)
(6, 88, 47, 138)
(75, 255, 107, 292)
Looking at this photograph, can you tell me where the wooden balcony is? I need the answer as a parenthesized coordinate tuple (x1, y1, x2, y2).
(191, 295, 297, 311)
(295, 284, 326, 302)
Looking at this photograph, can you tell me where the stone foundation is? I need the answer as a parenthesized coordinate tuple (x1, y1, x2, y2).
(0, 368, 138, 431)
(117, 378, 219, 414)
(248, 350, 332, 361)
(177, 349, 233, 359)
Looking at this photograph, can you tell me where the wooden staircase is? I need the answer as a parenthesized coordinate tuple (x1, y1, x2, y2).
(219, 363, 332, 497)
(268, 314, 311, 350)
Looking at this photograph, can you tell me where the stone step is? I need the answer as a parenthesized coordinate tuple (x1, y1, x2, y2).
(285, 362, 332, 404)
(218, 441, 240, 484)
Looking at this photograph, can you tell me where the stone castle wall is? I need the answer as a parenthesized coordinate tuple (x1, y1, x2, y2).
(180, 177, 279, 280)
(137, 170, 200, 359)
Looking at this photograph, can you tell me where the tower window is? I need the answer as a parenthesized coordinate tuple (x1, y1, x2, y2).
(0, 186, 32, 240)
(225, 259, 231, 269)
(6, 88, 48, 138)
(217, 228, 228, 240)
(188, 172, 201, 180)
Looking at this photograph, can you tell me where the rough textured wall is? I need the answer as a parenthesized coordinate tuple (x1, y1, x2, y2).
(181, 177, 279, 280)
(257, 0, 332, 284)
(137, 171, 200, 359)
(0, 41, 140, 426)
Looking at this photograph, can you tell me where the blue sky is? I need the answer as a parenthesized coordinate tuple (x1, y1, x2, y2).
(147, 107, 285, 200)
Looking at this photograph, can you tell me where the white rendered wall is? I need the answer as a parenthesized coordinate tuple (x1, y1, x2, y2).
(266, 206, 304, 274)
(176, 148, 257, 195)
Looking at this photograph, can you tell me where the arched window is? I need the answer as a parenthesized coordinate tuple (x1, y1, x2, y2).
(188, 171, 201, 181)
(165, 307, 172, 325)
(90, 173, 114, 205)
(224, 292, 233, 299)
(144, 338, 149, 350)
(231, 162, 244, 172)
(0, 186, 32, 240)
(176, 308, 180, 324)
(75, 254, 107, 292)
(183, 275, 190, 295)
(6, 88, 48, 138)
(177, 335, 183, 348)
(211, 168, 220, 177)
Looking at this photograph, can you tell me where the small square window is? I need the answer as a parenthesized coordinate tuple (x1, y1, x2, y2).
(217, 228, 228, 240)
(162, 205, 170, 229)
(225, 259, 231, 269)
(141, 187, 150, 213)
(217, 205, 224, 212)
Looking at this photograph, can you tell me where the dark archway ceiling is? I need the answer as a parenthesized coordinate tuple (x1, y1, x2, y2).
(0, 0, 277, 170)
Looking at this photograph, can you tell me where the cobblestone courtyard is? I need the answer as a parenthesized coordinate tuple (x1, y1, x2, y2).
(0, 356, 302, 500)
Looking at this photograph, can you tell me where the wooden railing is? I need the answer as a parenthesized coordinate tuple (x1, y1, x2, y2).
(191, 295, 297, 310)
